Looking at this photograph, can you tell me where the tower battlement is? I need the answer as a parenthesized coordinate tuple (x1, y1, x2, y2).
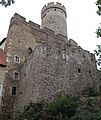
(0, 2, 100, 120)
(41, 2, 67, 36)
(41, 2, 66, 19)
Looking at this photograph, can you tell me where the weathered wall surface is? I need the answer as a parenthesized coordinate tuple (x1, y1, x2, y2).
(0, 66, 5, 111)
(2, 13, 41, 118)
(41, 2, 67, 36)
(14, 31, 99, 110)
(1, 13, 100, 119)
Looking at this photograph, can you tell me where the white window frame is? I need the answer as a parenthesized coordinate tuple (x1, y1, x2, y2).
(14, 55, 20, 63)
(13, 71, 19, 80)
(0, 85, 3, 96)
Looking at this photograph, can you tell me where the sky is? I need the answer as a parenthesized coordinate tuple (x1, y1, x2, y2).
(0, 0, 101, 53)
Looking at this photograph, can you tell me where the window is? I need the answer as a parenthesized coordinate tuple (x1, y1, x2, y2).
(0, 85, 3, 96)
(63, 54, 66, 59)
(14, 71, 19, 80)
(14, 55, 20, 63)
(12, 86, 16, 95)
(89, 70, 91, 74)
(28, 47, 32, 54)
(62, 53, 69, 61)
(78, 69, 81, 73)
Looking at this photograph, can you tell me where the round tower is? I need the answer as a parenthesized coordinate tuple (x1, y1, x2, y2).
(41, 2, 67, 36)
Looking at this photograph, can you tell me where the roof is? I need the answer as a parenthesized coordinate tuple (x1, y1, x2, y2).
(0, 48, 6, 66)
(0, 38, 6, 46)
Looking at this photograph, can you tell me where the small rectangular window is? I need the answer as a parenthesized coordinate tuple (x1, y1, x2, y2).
(14, 72, 19, 80)
(89, 70, 91, 74)
(78, 69, 81, 73)
(14, 55, 20, 63)
(12, 86, 16, 95)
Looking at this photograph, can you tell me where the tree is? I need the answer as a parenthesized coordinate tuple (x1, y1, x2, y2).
(94, 0, 101, 69)
(96, 0, 101, 37)
(0, 0, 15, 7)
(9, 96, 80, 120)
(94, 45, 101, 70)
(70, 111, 101, 120)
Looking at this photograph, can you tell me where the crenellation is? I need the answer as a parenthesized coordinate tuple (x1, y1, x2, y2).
(10, 13, 27, 27)
(41, 2, 66, 14)
(69, 39, 78, 47)
(41, 5, 46, 13)
(28, 21, 40, 30)
(47, 2, 54, 6)
(41, 2, 67, 36)
(14, 13, 26, 21)
(56, 2, 62, 6)
(0, 2, 100, 120)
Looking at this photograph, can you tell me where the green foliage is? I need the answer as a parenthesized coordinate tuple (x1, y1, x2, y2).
(96, 0, 101, 36)
(9, 96, 80, 120)
(45, 96, 80, 119)
(0, 0, 15, 7)
(21, 101, 44, 120)
(88, 86, 98, 97)
(96, 0, 101, 15)
(94, 45, 101, 69)
(81, 86, 99, 97)
(96, 26, 101, 38)
(94, 1, 101, 68)
(8, 89, 101, 120)
(9, 94, 101, 120)
(70, 111, 101, 120)
(8, 110, 22, 120)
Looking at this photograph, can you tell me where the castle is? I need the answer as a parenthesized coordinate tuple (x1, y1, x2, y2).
(0, 2, 100, 119)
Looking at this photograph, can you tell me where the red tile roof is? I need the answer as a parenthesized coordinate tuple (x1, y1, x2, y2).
(0, 48, 6, 66)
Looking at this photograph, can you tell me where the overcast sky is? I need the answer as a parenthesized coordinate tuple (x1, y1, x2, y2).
(0, 0, 101, 53)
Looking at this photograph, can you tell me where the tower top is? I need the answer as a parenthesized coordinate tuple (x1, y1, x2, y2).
(41, 2, 67, 19)
(41, 2, 67, 36)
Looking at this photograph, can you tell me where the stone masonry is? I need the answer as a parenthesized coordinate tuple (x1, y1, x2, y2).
(41, 2, 67, 36)
(14, 28, 99, 110)
(0, 2, 100, 119)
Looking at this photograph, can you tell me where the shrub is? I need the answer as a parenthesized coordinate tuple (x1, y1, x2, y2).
(70, 111, 101, 120)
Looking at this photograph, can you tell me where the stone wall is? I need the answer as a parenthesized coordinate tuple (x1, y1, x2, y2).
(14, 28, 99, 110)
(1, 13, 100, 119)
(2, 12, 67, 118)
(2, 13, 41, 119)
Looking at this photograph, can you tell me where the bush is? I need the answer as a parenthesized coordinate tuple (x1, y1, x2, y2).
(88, 86, 98, 97)
(9, 96, 80, 120)
(70, 111, 101, 120)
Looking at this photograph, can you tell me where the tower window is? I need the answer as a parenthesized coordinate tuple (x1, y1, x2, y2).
(78, 69, 81, 73)
(89, 70, 91, 74)
(14, 71, 19, 80)
(54, 9, 56, 11)
(28, 47, 32, 54)
(14, 55, 20, 63)
(12, 86, 16, 95)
